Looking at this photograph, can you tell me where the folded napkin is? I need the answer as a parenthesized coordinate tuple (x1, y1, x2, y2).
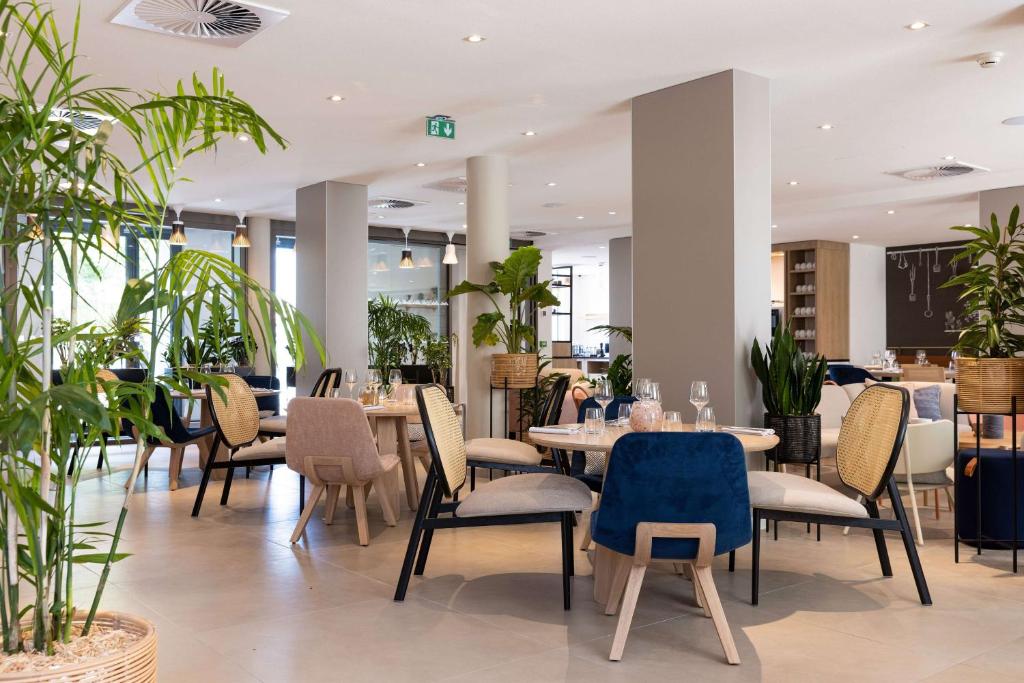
(363, 405, 385, 411)
(529, 424, 582, 435)
(721, 426, 776, 437)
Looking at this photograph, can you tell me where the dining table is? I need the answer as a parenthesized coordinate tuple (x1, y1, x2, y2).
(529, 422, 779, 604)
(864, 366, 955, 381)
(364, 402, 424, 511)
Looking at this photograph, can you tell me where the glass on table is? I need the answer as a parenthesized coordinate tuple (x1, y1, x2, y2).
(633, 378, 652, 400)
(366, 368, 382, 392)
(690, 380, 709, 419)
(584, 407, 605, 435)
(696, 406, 717, 433)
(594, 377, 613, 415)
(915, 350, 928, 366)
(616, 402, 632, 427)
(330, 388, 346, 399)
(662, 410, 683, 432)
(343, 368, 358, 398)
(389, 368, 404, 387)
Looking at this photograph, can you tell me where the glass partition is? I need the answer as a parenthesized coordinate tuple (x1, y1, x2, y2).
(368, 240, 448, 337)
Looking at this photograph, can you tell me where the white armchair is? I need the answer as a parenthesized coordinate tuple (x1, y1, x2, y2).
(893, 419, 955, 545)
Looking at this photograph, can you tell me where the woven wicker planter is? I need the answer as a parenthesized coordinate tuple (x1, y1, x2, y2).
(764, 413, 821, 464)
(490, 353, 538, 389)
(3, 612, 157, 682)
(955, 357, 1024, 414)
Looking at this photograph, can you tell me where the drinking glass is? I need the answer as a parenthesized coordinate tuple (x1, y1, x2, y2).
(343, 369, 358, 398)
(633, 377, 651, 400)
(367, 368, 382, 391)
(584, 407, 605, 435)
(949, 350, 959, 371)
(595, 377, 613, 416)
(696, 406, 716, 432)
(617, 402, 632, 426)
(330, 388, 346, 399)
(662, 410, 683, 432)
(883, 349, 896, 370)
(647, 382, 661, 403)
(871, 351, 882, 367)
(690, 380, 709, 419)
(389, 369, 404, 387)
(915, 350, 927, 366)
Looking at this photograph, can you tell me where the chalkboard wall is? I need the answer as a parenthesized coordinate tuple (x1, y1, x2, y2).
(885, 240, 968, 352)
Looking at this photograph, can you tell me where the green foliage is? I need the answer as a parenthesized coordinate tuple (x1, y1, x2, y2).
(750, 324, 828, 416)
(517, 358, 565, 431)
(589, 324, 632, 395)
(448, 246, 559, 353)
(367, 295, 430, 382)
(422, 335, 451, 383)
(940, 206, 1024, 357)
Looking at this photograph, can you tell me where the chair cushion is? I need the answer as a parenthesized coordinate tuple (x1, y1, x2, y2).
(747, 471, 868, 518)
(894, 470, 952, 486)
(455, 473, 593, 518)
(259, 414, 287, 434)
(913, 385, 943, 421)
(232, 437, 287, 462)
(465, 438, 542, 466)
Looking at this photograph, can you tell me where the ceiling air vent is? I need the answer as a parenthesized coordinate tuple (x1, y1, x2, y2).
(49, 108, 114, 134)
(423, 177, 468, 194)
(368, 197, 425, 210)
(110, 0, 288, 47)
(897, 160, 990, 181)
(512, 230, 546, 239)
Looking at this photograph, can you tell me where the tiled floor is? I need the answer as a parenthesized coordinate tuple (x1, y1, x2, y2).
(70, 446, 1024, 682)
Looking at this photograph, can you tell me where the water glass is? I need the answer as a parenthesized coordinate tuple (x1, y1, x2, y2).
(389, 368, 404, 387)
(616, 402, 632, 426)
(662, 410, 683, 432)
(343, 368, 358, 398)
(696, 406, 717, 432)
(584, 407, 605, 435)
(915, 350, 927, 366)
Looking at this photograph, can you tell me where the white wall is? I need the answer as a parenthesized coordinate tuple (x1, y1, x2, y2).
(848, 243, 886, 364)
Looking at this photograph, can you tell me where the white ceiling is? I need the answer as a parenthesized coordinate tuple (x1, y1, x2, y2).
(60, 0, 1024, 248)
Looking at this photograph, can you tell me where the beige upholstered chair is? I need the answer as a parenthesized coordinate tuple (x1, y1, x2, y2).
(395, 385, 592, 610)
(285, 397, 400, 545)
(742, 383, 931, 606)
(258, 367, 342, 437)
(191, 374, 287, 516)
(901, 365, 946, 382)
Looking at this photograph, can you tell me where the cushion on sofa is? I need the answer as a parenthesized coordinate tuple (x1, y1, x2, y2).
(913, 385, 942, 421)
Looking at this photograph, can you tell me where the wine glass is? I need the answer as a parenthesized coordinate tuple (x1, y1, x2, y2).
(648, 382, 661, 403)
(389, 368, 403, 389)
(594, 377, 613, 419)
(343, 369, 358, 398)
(690, 381, 709, 420)
(883, 349, 896, 370)
(633, 377, 651, 400)
(366, 369, 381, 394)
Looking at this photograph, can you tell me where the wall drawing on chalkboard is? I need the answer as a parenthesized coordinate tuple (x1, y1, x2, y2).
(886, 241, 969, 351)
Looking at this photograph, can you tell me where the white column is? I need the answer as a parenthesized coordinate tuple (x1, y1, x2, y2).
(465, 155, 509, 439)
(295, 181, 368, 394)
(632, 70, 771, 426)
(246, 216, 273, 375)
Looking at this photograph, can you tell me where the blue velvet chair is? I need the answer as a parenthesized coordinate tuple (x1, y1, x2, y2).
(571, 395, 637, 492)
(592, 432, 750, 663)
(827, 364, 877, 386)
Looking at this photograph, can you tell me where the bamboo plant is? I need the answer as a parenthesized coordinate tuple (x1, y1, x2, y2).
(0, 0, 323, 655)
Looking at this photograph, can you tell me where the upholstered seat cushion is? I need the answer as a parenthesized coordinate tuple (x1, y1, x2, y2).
(232, 437, 287, 462)
(259, 414, 287, 434)
(747, 471, 868, 518)
(455, 473, 593, 518)
(465, 438, 542, 466)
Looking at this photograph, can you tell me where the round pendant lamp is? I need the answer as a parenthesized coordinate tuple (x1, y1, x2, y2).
(443, 231, 458, 265)
(169, 204, 187, 245)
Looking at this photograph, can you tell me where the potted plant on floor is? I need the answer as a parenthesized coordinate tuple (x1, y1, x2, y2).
(448, 246, 560, 388)
(368, 295, 431, 386)
(423, 334, 452, 386)
(942, 206, 1024, 414)
(0, 1, 322, 677)
(751, 324, 829, 465)
(590, 324, 633, 396)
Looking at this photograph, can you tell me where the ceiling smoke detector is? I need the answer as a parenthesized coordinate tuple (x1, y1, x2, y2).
(111, 0, 288, 47)
(977, 51, 1004, 68)
(896, 160, 990, 181)
(368, 197, 425, 210)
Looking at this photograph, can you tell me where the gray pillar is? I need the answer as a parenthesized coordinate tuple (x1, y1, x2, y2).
(295, 181, 368, 395)
(465, 155, 509, 439)
(608, 237, 632, 360)
(632, 69, 771, 426)
(246, 216, 273, 376)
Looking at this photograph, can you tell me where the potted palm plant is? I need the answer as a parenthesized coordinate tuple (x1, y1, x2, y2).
(751, 324, 829, 464)
(447, 246, 559, 388)
(0, 1, 322, 677)
(590, 324, 632, 395)
(941, 206, 1024, 414)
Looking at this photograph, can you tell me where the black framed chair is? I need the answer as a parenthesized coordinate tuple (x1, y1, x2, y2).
(257, 367, 341, 437)
(127, 385, 216, 491)
(740, 383, 932, 606)
(394, 384, 592, 610)
(191, 374, 287, 516)
(245, 374, 281, 418)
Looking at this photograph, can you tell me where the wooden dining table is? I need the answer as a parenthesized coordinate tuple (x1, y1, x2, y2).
(365, 402, 423, 511)
(529, 423, 779, 603)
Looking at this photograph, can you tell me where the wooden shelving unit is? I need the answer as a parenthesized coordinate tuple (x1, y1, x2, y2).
(773, 240, 850, 360)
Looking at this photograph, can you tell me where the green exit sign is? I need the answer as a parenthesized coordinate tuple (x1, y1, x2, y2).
(426, 115, 455, 139)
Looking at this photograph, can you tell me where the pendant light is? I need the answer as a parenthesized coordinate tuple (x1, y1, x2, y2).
(443, 231, 458, 265)
(26, 213, 43, 240)
(399, 227, 415, 269)
(100, 220, 119, 248)
(232, 211, 251, 248)
(169, 204, 187, 245)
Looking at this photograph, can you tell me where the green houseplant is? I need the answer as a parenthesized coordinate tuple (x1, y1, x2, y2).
(590, 324, 632, 396)
(367, 295, 430, 385)
(751, 324, 829, 464)
(0, 0, 322, 672)
(941, 206, 1024, 413)
(447, 246, 559, 388)
(422, 334, 452, 385)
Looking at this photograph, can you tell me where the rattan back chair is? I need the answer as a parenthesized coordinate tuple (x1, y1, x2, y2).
(416, 383, 468, 498)
(836, 383, 909, 500)
(191, 374, 288, 516)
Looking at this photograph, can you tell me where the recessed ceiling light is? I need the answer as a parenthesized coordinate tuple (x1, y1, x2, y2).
(1002, 116, 1024, 126)
(576, 216, 584, 220)
(463, 34, 485, 43)
(608, 211, 616, 215)
(457, 201, 465, 206)
(327, 94, 344, 102)
(818, 123, 834, 130)
(788, 180, 799, 186)
(771, 224, 778, 229)
(462, 223, 467, 229)
(887, 210, 896, 215)
(943, 154, 956, 161)
(546, 181, 557, 187)
(415, 162, 426, 167)
(598, 245, 606, 249)
(237, 134, 249, 142)
(214, 198, 222, 203)
(522, 130, 536, 136)
(377, 215, 385, 219)
(906, 21, 929, 31)
(852, 235, 860, 240)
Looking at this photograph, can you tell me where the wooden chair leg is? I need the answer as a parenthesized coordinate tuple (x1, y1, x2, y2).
(604, 554, 631, 615)
(378, 471, 400, 526)
(579, 511, 594, 551)
(346, 485, 355, 509)
(289, 485, 325, 543)
(887, 479, 932, 605)
(394, 472, 436, 601)
(934, 489, 940, 519)
(694, 566, 740, 664)
(684, 562, 708, 614)
(351, 483, 371, 546)
(865, 500, 893, 576)
(945, 487, 954, 512)
(168, 447, 183, 491)
(323, 485, 341, 525)
(608, 564, 647, 661)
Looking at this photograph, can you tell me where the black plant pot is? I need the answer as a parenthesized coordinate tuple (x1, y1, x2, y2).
(764, 413, 821, 465)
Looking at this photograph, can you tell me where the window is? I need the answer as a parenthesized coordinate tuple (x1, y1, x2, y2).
(368, 240, 448, 338)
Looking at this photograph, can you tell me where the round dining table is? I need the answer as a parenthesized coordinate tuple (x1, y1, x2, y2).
(364, 403, 424, 511)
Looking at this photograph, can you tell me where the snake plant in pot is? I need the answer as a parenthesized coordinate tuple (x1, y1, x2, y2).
(751, 324, 829, 464)
(0, 1, 323, 676)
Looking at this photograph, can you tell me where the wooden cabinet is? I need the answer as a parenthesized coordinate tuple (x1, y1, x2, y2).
(772, 240, 850, 360)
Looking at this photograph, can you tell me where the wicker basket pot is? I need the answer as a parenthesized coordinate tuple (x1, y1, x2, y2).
(955, 357, 1024, 415)
(764, 413, 821, 464)
(2, 612, 157, 682)
(490, 353, 538, 389)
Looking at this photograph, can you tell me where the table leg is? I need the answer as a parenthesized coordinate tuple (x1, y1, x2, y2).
(375, 417, 419, 511)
